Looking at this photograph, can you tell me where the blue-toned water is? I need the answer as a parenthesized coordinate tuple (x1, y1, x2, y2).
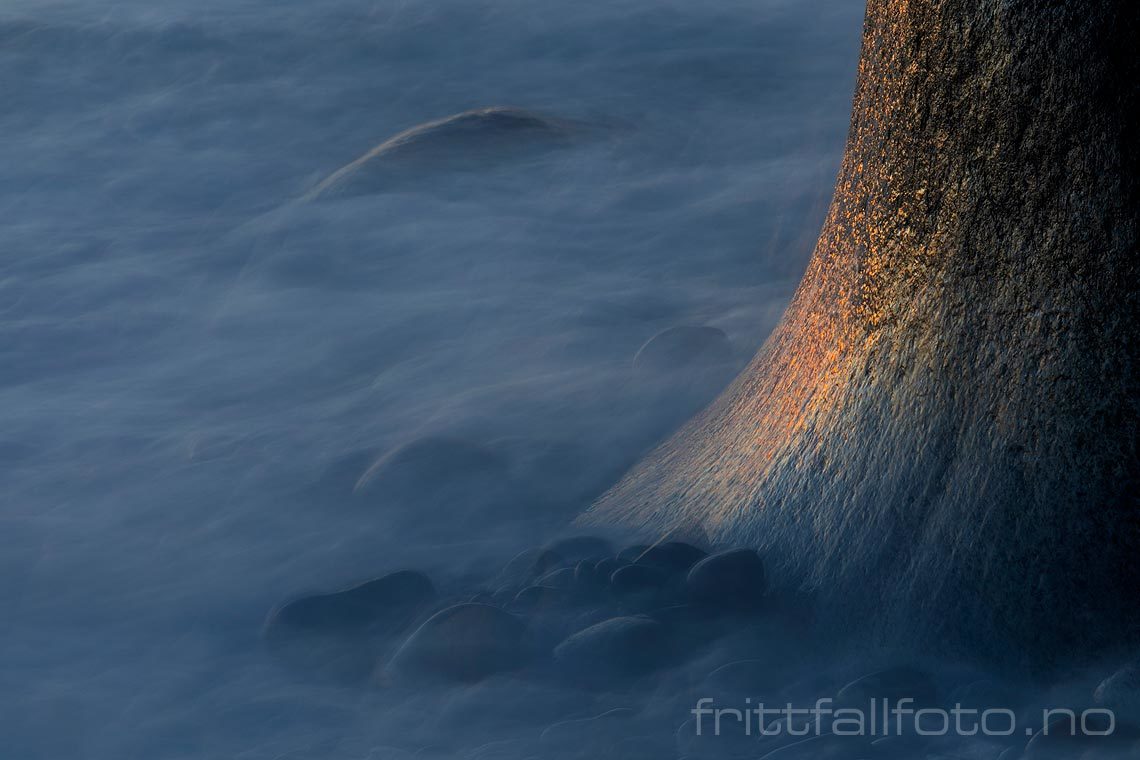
(1, 1, 1018, 757)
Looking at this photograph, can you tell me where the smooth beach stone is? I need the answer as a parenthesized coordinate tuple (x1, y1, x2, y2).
(262, 570, 436, 682)
(352, 436, 527, 534)
(1094, 660, 1140, 725)
(701, 659, 781, 702)
(385, 603, 527, 683)
(947, 679, 1028, 714)
(502, 548, 542, 577)
(265, 570, 436, 637)
(308, 106, 576, 199)
(686, 549, 767, 612)
(1023, 711, 1135, 759)
(756, 733, 873, 759)
(544, 535, 613, 563)
(530, 548, 568, 577)
(572, 560, 603, 594)
(617, 544, 651, 563)
(540, 707, 634, 748)
(537, 567, 576, 590)
(635, 541, 708, 574)
(836, 666, 940, 708)
(610, 563, 670, 596)
(594, 557, 626, 581)
(553, 616, 673, 681)
(633, 325, 733, 372)
(437, 677, 592, 741)
(511, 585, 571, 613)
(676, 714, 766, 760)
(354, 436, 509, 497)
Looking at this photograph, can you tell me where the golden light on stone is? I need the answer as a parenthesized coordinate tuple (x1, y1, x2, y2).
(583, 0, 1140, 664)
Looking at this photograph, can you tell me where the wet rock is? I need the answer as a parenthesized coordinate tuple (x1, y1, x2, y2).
(265, 570, 436, 637)
(545, 536, 613, 563)
(617, 544, 651, 563)
(701, 659, 781, 703)
(756, 733, 872, 759)
(530, 548, 568, 577)
(438, 677, 592, 742)
(1023, 711, 1135, 759)
(635, 541, 708, 574)
(500, 548, 542, 583)
(676, 714, 765, 760)
(512, 585, 571, 614)
(263, 571, 436, 680)
(947, 678, 1028, 714)
(633, 325, 733, 372)
(540, 708, 634, 751)
(537, 567, 577, 590)
(836, 666, 939, 709)
(308, 107, 575, 199)
(595, 557, 626, 580)
(385, 603, 527, 683)
(554, 616, 674, 682)
(352, 437, 526, 536)
(1094, 660, 1140, 725)
(572, 560, 602, 593)
(686, 549, 767, 613)
(610, 564, 670, 596)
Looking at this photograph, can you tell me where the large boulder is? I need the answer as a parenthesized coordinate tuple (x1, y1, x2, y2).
(582, 0, 1140, 668)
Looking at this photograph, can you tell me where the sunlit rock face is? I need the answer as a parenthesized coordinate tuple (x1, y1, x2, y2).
(586, 0, 1139, 666)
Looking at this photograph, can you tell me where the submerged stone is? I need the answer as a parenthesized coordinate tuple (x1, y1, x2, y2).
(265, 570, 436, 637)
(686, 548, 767, 613)
(635, 541, 708, 574)
(308, 106, 576, 199)
(385, 603, 527, 683)
(633, 325, 733, 373)
(553, 616, 673, 682)
(836, 666, 939, 708)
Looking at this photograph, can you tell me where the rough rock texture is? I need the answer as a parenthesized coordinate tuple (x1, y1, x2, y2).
(585, 0, 1139, 666)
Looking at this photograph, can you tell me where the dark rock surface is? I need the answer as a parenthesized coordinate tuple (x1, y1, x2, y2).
(584, 0, 1140, 668)
(351, 436, 529, 537)
(544, 536, 613, 563)
(553, 616, 673, 682)
(634, 541, 707, 574)
(265, 570, 435, 637)
(835, 666, 939, 708)
(633, 325, 733, 373)
(385, 603, 527, 683)
(686, 549, 767, 613)
(1094, 660, 1140, 725)
(308, 107, 576, 199)
(263, 570, 436, 681)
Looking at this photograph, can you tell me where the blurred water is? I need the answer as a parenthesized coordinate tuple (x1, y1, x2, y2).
(0, 1, 865, 757)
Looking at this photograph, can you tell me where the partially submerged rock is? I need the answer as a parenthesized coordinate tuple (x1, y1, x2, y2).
(385, 603, 527, 684)
(263, 570, 436, 681)
(686, 549, 767, 613)
(308, 106, 576, 199)
(553, 616, 673, 682)
(632, 325, 733, 373)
